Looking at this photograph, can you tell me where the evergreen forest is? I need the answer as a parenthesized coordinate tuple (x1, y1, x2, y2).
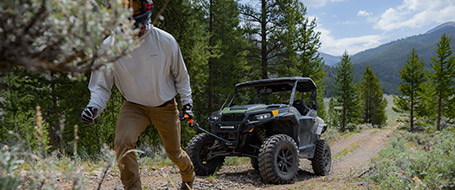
(1, 1, 454, 189)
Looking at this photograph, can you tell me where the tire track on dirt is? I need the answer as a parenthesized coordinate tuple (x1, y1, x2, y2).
(332, 128, 393, 175)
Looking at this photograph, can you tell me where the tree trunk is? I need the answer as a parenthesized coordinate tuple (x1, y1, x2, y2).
(207, 0, 214, 112)
(261, 0, 268, 79)
(437, 58, 443, 131)
(342, 103, 346, 132)
(410, 89, 414, 132)
(368, 84, 372, 123)
(49, 72, 61, 147)
(437, 88, 442, 131)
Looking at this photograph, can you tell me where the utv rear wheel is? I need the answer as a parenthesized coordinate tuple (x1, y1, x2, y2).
(258, 134, 299, 184)
(311, 140, 331, 175)
(186, 133, 225, 176)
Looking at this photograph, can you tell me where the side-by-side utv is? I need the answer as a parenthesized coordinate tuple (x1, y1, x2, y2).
(186, 77, 331, 184)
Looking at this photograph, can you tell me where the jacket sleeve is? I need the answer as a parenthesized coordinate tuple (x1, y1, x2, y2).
(171, 44, 193, 106)
(86, 36, 115, 115)
(87, 64, 114, 115)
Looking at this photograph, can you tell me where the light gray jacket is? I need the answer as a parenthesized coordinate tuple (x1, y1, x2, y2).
(87, 26, 192, 114)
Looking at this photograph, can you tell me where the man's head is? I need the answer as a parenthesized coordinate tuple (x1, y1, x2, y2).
(123, 0, 153, 35)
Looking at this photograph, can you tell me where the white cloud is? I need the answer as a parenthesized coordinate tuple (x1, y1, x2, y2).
(301, 0, 346, 8)
(357, 10, 372, 17)
(301, 0, 327, 8)
(316, 26, 384, 55)
(336, 21, 356, 25)
(375, 0, 455, 31)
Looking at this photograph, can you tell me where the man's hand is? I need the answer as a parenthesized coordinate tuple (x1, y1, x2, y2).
(81, 107, 98, 124)
(180, 104, 193, 121)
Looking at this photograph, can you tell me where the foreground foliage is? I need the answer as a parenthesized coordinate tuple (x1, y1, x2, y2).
(0, 0, 136, 74)
(366, 129, 455, 189)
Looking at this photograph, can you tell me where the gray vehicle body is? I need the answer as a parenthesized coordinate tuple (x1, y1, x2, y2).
(207, 77, 327, 159)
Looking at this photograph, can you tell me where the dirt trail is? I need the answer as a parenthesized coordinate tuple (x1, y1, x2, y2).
(83, 126, 394, 190)
(262, 127, 394, 190)
(331, 128, 393, 175)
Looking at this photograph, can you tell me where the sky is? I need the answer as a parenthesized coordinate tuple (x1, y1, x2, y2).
(241, 0, 455, 56)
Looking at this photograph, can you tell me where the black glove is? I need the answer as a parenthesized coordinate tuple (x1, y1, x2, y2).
(81, 107, 98, 124)
(180, 104, 193, 121)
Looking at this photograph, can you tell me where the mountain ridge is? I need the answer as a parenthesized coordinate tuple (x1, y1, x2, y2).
(320, 52, 340, 66)
(323, 21, 455, 96)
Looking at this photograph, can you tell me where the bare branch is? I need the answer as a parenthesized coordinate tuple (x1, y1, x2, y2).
(22, 0, 48, 37)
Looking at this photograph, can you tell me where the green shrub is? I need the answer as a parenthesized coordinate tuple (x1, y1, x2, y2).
(366, 130, 455, 189)
(0, 146, 22, 190)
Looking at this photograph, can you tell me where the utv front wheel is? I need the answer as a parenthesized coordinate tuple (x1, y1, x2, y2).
(258, 134, 299, 184)
(311, 139, 331, 175)
(186, 133, 225, 176)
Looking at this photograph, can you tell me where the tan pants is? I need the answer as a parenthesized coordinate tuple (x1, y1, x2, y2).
(114, 99, 194, 190)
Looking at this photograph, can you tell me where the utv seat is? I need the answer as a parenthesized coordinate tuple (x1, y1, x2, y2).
(293, 99, 310, 116)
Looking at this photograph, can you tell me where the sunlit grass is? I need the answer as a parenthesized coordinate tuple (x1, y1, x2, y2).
(334, 143, 360, 160)
(384, 94, 400, 127)
(140, 156, 173, 170)
(224, 156, 250, 166)
(325, 94, 400, 127)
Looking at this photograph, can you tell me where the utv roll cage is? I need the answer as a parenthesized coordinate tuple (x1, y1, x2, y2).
(224, 77, 318, 112)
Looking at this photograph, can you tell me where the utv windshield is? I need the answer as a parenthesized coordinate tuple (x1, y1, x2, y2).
(228, 84, 294, 107)
(225, 81, 317, 110)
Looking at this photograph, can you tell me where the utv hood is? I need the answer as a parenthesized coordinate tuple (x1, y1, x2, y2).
(222, 104, 267, 114)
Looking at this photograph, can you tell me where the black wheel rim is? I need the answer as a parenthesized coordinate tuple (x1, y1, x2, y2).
(323, 147, 331, 170)
(277, 146, 294, 174)
(199, 145, 210, 165)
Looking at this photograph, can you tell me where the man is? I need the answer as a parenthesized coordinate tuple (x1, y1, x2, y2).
(81, 1, 195, 189)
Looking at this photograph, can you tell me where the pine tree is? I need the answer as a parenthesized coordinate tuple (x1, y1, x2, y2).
(393, 49, 427, 132)
(428, 34, 455, 131)
(247, 0, 327, 119)
(241, 0, 291, 79)
(333, 52, 361, 132)
(360, 65, 387, 127)
(206, 0, 249, 112)
(297, 18, 327, 120)
(328, 98, 341, 128)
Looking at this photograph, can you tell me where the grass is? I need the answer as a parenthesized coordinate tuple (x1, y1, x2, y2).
(324, 94, 400, 127)
(140, 155, 173, 170)
(207, 172, 218, 180)
(341, 130, 361, 138)
(333, 143, 360, 160)
(384, 94, 400, 127)
(224, 156, 251, 166)
(325, 127, 362, 145)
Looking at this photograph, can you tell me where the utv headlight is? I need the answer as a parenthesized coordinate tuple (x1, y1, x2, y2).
(254, 113, 272, 120)
(210, 115, 220, 120)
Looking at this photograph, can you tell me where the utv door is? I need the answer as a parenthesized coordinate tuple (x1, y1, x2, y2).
(297, 114, 318, 158)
